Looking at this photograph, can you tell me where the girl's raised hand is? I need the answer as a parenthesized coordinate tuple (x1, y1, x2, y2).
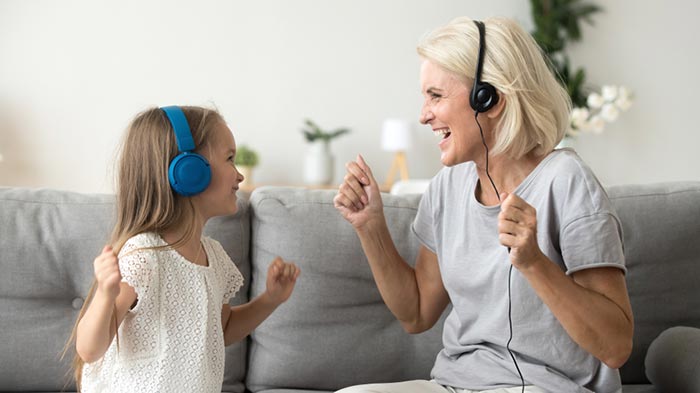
(265, 257, 300, 305)
(333, 155, 384, 230)
(94, 245, 121, 300)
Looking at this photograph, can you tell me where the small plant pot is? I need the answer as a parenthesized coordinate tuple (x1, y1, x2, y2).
(303, 141, 334, 185)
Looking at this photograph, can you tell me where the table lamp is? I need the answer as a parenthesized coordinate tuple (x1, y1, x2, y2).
(381, 118, 412, 190)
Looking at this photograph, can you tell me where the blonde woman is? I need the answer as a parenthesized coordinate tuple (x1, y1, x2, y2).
(335, 17, 632, 393)
(66, 106, 300, 392)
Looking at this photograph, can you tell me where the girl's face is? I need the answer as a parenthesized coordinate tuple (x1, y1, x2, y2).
(194, 122, 244, 219)
(419, 59, 484, 167)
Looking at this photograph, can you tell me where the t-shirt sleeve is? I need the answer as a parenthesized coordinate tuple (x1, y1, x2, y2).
(412, 180, 437, 253)
(212, 241, 244, 304)
(221, 256, 244, 304)
(560, 212, 626, 275)
(118, 236, 157, 301)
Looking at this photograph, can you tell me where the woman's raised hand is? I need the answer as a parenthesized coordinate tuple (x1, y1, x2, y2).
(334, 155, 384, 230)
(94, 245, 121, 300)
(498, 192, 546, 270)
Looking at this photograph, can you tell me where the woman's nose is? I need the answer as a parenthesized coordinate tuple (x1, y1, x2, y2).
(420, 106, 433, 124)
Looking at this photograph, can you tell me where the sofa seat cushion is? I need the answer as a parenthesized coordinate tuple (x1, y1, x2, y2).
(246, 187, 446, 392)
(622, 385, 657, 393)
(608, 182, 700, 384)
(0, 187, 251, 393)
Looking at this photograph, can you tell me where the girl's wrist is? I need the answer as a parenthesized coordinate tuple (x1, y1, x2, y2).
(93, 286, 119, 305)
(260, 290, 283, 307)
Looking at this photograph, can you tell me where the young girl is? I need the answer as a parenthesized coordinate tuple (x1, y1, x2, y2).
(67, 106, 300, 392)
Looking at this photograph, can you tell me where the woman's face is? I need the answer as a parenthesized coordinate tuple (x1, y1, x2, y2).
(419, 59, 483, 167)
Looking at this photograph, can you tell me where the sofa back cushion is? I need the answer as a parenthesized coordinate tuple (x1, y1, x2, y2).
(246, 187, 446, 392)
(0, 187, 250, 392)
(608, 182, 700, 384)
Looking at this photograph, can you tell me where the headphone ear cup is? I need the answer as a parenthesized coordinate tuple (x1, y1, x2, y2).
(168, 152, 211, 196)
(471, 82, 499, 113)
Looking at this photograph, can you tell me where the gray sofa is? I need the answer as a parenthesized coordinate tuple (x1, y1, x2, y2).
(1, 182, 699, 393)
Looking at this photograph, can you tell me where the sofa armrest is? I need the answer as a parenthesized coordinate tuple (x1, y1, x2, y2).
(645, 326, 700, 392)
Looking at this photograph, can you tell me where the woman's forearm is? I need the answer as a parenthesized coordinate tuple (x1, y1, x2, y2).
(355, 220, 423, 329)
(521, 257, 633, 368)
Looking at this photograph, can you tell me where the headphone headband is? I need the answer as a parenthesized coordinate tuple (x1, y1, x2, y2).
(160, 105, 211, 196)
(474, 20, 487, 90)
(161, 105, 195, 152)
(470, 20, 499, 113)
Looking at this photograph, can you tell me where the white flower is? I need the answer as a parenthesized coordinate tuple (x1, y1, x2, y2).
(615, 95, 632, 111)
(587, 93, 604, 108)
(566, 85, 633, 138)
(571, 107, 590, 129)
(601, 85, 618, 101)
(600, 103, 619, 122)
(588, 115, 605, 134)
(618, 86, 631, 100)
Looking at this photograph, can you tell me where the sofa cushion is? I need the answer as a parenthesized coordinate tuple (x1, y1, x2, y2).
(246, 187, 446, 392)
(622, 385, 658, 393)
(0, 187, 251, 392)
(644, 326, 700, 393)
(608, 182, 700, 384)
(205, 196, 252, 393)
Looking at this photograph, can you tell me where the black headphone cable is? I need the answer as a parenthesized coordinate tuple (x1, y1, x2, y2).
(475, 112, 525, 393)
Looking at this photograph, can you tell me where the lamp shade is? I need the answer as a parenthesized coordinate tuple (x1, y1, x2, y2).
(381, 118, 412, 152)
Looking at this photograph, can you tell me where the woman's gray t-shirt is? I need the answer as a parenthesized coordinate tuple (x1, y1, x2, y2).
(412, 149, 625, 393)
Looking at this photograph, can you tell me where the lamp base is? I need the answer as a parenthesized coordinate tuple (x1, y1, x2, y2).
(384, 151, 409, 190)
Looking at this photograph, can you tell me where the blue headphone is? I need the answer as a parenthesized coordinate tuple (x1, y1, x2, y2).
(161, 106, 211, 196)
(470, 20, 499, 113)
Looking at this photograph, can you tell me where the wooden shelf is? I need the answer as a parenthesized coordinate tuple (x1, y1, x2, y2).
(240, 183, 390, 193)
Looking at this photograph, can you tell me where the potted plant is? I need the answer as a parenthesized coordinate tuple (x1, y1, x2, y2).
(234, 145, 259, 188)
(529, 0, 632, 142)
(301, 119, 350, 185)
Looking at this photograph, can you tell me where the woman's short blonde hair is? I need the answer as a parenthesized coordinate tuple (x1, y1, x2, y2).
(417, 16, 571, 159)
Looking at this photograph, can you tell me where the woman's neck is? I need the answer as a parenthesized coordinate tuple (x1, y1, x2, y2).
(475, 150, 546, 206)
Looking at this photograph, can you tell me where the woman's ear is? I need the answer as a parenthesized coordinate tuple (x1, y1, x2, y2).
(486, 92, 505, 119)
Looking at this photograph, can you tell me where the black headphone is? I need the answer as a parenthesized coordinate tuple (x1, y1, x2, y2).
(470, 20, 499, 113)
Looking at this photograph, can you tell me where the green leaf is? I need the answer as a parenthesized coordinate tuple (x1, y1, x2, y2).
(235, 145, 259, 167)
(529, 0, 602, 108)
(300, 119, 351, 142)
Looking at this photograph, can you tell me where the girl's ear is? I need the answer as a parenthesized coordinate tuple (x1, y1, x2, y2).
(486, 92, 505, 119)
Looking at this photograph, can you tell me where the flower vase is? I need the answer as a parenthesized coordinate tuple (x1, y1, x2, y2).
(304, 141, 334, 185)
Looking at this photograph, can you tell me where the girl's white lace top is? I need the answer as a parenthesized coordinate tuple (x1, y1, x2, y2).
(81, 232, 244, 393)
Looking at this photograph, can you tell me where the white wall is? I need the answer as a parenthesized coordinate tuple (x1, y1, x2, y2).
(0, 0, 697, 194)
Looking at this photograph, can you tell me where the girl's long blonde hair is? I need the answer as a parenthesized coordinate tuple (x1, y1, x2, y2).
(63, 106, 224, 390)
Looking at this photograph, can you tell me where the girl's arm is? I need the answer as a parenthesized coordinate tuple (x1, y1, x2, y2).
(76, 246, 137, 363)
(222, 257, 299, 346)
